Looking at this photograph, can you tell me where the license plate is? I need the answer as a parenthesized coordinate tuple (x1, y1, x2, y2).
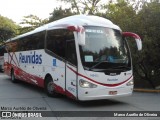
(109, 91, 117, 95)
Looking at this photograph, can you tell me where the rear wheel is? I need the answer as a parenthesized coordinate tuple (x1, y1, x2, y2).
(45, 76, 58, 97)
(11, 69, 17, 83)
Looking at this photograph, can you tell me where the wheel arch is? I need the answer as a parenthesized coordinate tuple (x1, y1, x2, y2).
(44, 73, 53, 85)
(44, 73, 59, 97)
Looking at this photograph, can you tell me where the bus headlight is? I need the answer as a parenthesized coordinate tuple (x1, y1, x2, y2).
(79, 79, 97, 88)
(126, 79, 134, 86)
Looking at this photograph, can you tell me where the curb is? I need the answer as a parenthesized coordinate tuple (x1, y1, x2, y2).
(134, 89, 160, 93)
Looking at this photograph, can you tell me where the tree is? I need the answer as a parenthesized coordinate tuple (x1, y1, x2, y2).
(49, 7, 76, 22)
(0, 15, 18, 43)
(19, 15, 48, 34)
(102, 0, 160, 88)
(132, 1, 160, 89)
(129, 0, 159, 11)
(57, 0, 104, 14)
(104, 0, 137, 31)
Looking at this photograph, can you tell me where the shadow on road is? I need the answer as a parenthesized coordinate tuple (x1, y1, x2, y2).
(4, 76, 125, 108)
(76, 99, 124, 107)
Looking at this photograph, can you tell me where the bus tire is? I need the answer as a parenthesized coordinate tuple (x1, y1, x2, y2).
(45, 76, 58, 97)
(11, 69, 17, 83)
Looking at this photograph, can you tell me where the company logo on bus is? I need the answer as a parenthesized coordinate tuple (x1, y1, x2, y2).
(107, 78, 118, 81)
(19, 51, 42, 64)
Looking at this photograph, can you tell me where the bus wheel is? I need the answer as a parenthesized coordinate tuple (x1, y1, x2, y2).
(45, 76, 58, 97)
(11, 69, 17, 83)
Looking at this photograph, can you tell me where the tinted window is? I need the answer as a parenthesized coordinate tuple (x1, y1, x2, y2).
(46, 29, 73, 59)
(0, 46, 6, 56)
(79, 26, 130, 70)
(66, 40, 77, 66)
(19, 31, 45, 51)
(31, 31, 45, 50)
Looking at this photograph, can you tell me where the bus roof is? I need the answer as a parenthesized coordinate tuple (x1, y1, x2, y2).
(6, 15, 121, 42)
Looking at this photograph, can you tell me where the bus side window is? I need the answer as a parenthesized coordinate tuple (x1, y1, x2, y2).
(46, 29, 66, 59)
(54, 38, 65, 58)
(46, 30, 55, 53)
(33, 31, 45, 50)
(46, 29, 76, 65)
(66, 40, 77, 66)
(18, 31, 45, 51)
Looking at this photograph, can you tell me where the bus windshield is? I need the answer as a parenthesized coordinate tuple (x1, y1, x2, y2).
(79, 26, 130, 71)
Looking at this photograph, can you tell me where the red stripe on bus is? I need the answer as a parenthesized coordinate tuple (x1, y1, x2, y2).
(67, 66, 132, 87)
(5, 63, 76, 99)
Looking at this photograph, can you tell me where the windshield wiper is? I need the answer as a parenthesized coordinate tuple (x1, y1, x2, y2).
(109, 66, 131, 70)
(89, 61, 106, 70)
(88, 60, 130, 71)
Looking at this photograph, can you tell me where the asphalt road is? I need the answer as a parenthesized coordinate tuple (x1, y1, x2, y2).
(0, 72, 160, 120)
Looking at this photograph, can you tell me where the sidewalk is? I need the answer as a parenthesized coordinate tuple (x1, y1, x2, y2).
(134, 88, 160, 93)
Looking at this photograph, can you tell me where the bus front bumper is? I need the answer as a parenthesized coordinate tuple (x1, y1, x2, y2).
(78, 86, 133, 101)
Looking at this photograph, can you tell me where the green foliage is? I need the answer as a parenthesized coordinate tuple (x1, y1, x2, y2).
(105, 0, 137, 32)
(49, 7, 76, 22)
(0, 15, 18, 43)
(57, 0, 103, 14)
(133, 2, 160, 88)
(19, 15, 48, 34)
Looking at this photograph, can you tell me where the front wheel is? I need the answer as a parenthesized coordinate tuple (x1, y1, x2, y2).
(45, 76, 58, 97)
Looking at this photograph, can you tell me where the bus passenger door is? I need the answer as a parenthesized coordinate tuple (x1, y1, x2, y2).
(65, 40, 78, 99)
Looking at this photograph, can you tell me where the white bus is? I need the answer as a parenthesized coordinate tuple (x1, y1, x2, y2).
(4, 15, 142, 101)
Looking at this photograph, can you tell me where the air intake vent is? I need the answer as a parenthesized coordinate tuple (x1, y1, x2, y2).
(104, 71, 121, 76)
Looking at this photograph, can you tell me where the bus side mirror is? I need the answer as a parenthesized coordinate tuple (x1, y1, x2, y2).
(122, 32, 142, 51)
(67, 26, 85, 46)
(77, 26, 85, 46)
